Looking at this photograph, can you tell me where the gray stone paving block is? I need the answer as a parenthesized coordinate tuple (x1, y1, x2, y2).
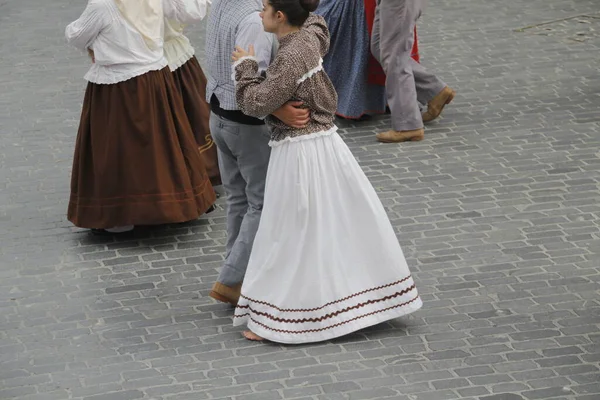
(347, 387, 398, 400)
(105, 283, 155, 294)
(0, 387, 38, 399)
(292, 365, 339, 377)
(535, 355, 584, 368)
(454, 366, 495, 377)
(317, 394, 350, 400)
(276, 357, 319, 369)
(83, 391, 144, 400)
(571, 382, 600, 395)
(236, 391, 283, 400)
(412, 390, 461, 400)
(480, 394, 524, 400)
(528, 376, 572, 390)
(255, 382, 286, 391)
(431, 378, 470, 390)
(235, 370, 290, 385)
(494, 361, 540, 373)
(236, 363, 280, 375)
(469, 374, 515, 386)
(285, 375, 334, 388)
(321, 382, 361, 393)
(491, 382, 531, 393)
(145, 384, 192, 397)
(522, 387, 574, 399)
(334, 368, 382, 381)
(202, 384, 254, 398)
(424, 350, 471, 360)
(569, 372, 600, 385)
(162, 392, 210, 400)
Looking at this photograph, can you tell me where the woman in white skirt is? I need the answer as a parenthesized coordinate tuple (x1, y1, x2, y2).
(230, 0, 422, 344)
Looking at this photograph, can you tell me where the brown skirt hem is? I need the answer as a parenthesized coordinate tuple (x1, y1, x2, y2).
(68, 67, 216, 229)
(68, 180, 215, 228)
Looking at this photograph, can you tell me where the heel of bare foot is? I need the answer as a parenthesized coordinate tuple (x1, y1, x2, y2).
(242, 331, 265, 342)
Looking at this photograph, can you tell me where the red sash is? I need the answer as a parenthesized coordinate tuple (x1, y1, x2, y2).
(364, 0, 420, 86)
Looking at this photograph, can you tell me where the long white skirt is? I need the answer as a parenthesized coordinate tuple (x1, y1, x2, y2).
(233, 127, 422, 344)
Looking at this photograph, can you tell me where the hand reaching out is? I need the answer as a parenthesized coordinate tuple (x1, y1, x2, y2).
(232, 45, 255, 62)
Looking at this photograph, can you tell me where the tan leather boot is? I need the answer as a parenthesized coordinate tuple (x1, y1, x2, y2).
(376, 128, 425, 143)
(209, 282, 242, 306)
(422, 86, 456, 123)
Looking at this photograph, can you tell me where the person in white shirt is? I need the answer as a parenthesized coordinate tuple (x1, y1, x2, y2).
(65, 0, 216, 235)
(164, 19, 221, 188)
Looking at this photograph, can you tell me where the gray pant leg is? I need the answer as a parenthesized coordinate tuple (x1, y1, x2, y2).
(373, 1, 441, 108)
(413, 58, 446, 104)
(210, 113, 271, 286)
(379, 0, 422, 131)
(210, 114, 247, 257)
(371, 0, 382, 64)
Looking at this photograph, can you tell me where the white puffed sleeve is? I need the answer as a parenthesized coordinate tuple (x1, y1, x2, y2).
(162, 0, 210, 24)
(65, 0, 110, 51)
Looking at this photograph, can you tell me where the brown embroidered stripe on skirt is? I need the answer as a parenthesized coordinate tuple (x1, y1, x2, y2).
(171, 56, 221, 186)
(68, 67, 216, 229)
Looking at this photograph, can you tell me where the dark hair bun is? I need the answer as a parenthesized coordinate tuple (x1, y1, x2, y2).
(299, 0, 319, 12)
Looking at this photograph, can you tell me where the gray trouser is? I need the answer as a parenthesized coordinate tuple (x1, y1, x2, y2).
(210, 112, 271, 286)
(371, 0, 446, 131)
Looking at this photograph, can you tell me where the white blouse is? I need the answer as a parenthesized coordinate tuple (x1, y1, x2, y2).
(66, 0, 210, 84)
(164, 20, 195, 72)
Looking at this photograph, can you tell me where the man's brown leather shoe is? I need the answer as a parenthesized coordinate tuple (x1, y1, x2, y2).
(209, 282, 242, 306)
(376, 128, 425, 143)
(422, 86, 456, 123)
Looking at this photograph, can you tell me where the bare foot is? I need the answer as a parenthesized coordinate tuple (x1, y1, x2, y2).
(242, 330, 265, 342)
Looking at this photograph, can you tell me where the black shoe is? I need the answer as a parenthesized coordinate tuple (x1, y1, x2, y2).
(90, 228, 134, 236)
(90, 229, 113, 236)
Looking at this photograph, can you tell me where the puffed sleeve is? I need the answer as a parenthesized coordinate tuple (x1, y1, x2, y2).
(65, 0, 110, 51)
(233, 52, 305, 119)
(301, 14, 330, 58)
(162, 0, 210, 24)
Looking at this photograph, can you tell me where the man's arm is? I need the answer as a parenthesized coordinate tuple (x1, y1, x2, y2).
(235, 13, 273, 74)
(235, 13, 310, 127)
(272, 102, 310, 129)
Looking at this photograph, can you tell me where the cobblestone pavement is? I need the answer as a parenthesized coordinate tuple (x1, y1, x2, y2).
(1, 0, 599, 399)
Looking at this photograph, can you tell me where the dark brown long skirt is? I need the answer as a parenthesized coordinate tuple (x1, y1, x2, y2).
(172, 56, 221, 186)
(68, 67, 216, 229)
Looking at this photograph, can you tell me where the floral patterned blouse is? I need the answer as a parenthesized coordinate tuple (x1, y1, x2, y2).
(233, 14, 338, 142)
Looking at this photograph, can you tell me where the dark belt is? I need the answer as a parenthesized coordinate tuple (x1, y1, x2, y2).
(210, 94, 265, 126)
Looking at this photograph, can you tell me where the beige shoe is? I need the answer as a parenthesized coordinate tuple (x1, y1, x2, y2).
(209, 282, 242, 306)
(422, 86, 456, 123)
(376, 128, 425, 143)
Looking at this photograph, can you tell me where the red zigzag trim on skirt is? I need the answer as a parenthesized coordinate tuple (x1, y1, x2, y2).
(239, 275, 413, 312)
(235, 295, 421, 334)
(236, 285, 417, 323)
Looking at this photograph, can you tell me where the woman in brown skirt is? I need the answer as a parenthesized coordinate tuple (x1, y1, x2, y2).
(164, 19, 221, 187)
(65, 0, 215, 234)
